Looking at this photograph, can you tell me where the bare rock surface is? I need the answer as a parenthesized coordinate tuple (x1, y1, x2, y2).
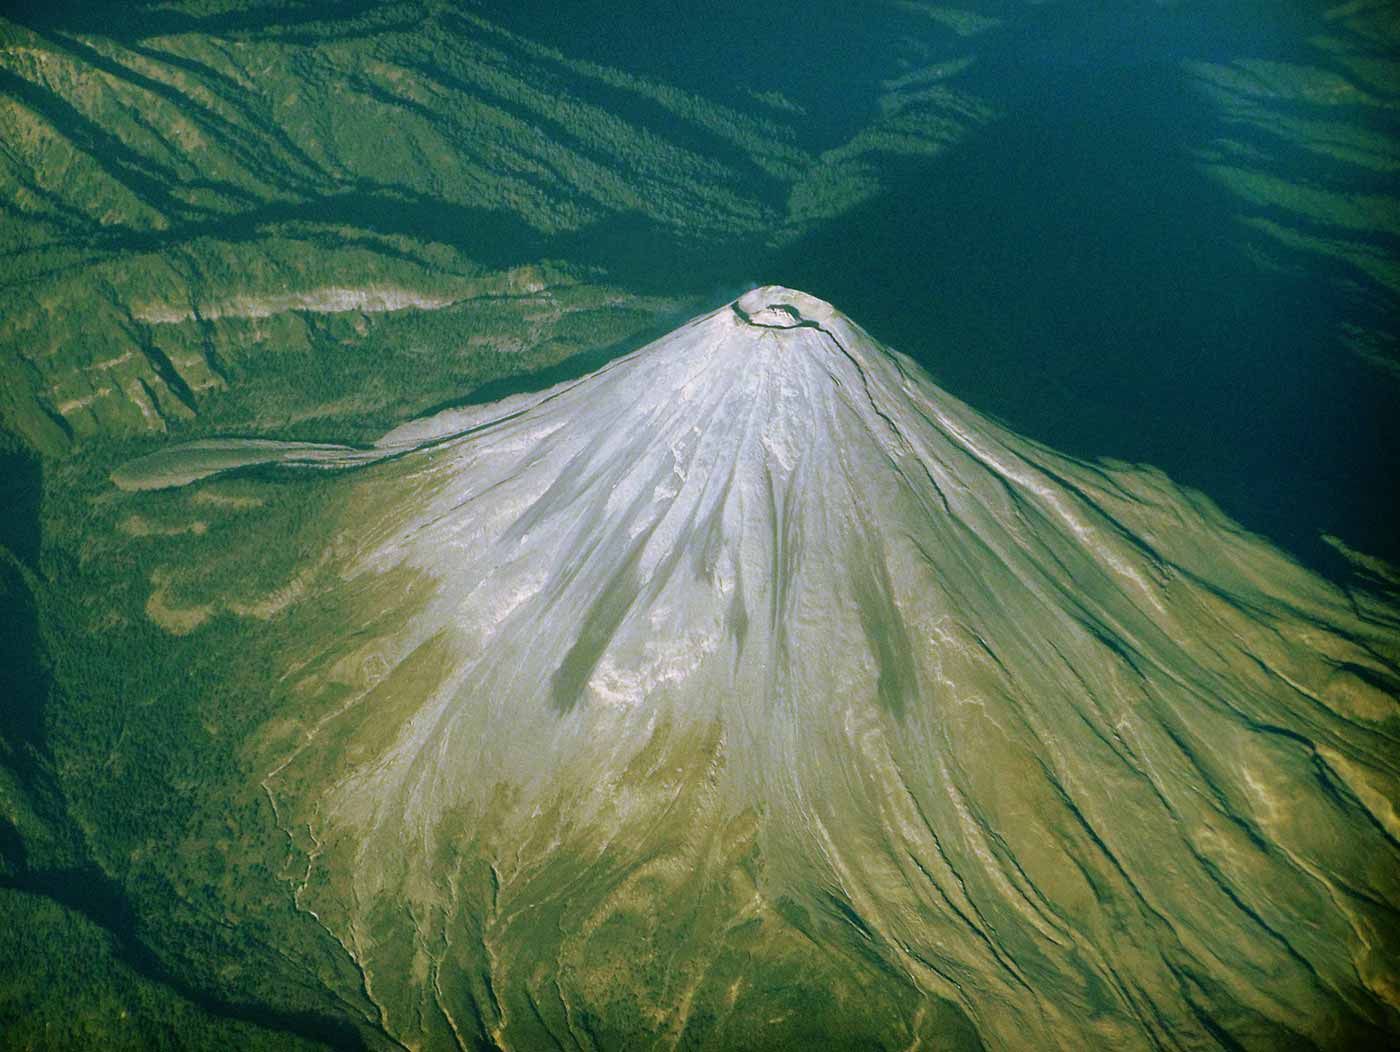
(123, 289, 1400, 1051)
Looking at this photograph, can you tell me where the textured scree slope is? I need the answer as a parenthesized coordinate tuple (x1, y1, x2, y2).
(120, 288, 1399, 1051)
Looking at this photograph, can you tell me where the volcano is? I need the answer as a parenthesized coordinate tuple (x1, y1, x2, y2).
(119, 287, 1400, 1051)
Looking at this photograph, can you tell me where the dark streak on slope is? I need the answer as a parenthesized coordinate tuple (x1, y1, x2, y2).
(0, 863, 374, 1051)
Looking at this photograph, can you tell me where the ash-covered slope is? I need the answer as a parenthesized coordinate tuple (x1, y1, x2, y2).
(129, 288, 1399, 1050)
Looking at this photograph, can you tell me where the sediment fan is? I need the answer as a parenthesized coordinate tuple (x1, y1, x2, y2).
(120, 287, 1400, 1051)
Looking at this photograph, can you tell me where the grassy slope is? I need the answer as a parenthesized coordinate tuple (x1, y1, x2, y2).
(2, 2, 1397, 1049)
(0, 0, 994, 454)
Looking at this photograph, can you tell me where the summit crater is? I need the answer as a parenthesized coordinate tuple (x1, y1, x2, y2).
(732, 285, 839, 330)
(112, 291, 1400, 1052)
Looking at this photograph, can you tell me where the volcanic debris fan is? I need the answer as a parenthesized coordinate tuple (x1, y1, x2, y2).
(118, 287, 1400, 1051)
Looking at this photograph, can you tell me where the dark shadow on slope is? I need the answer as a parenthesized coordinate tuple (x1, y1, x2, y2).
(437, 8, 809, 194)
(0, 443, 68, 853)
(1, 0, 386, 40)
(491, 0, 934, 147)
(0, 437, 41, 568)
(103, 185, 554, 272)
(8, 0, 1396, 584)
(545, 211, 752, 296)
(762, 13, 1400, 579)
(0, 555, 53, 815)
(0, 860, 371, 1051)
(0, 440, 369, 1052)
(474, 0, 1400, 582)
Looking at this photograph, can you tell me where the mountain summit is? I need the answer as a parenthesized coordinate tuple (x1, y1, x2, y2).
(121, 290, 1399, 1050)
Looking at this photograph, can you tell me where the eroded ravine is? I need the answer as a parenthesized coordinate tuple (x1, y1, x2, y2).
(121, 288, 1400, 1051)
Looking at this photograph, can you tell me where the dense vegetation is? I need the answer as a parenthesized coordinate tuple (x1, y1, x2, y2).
(0, 0, 994, 457)
(1, 1, 1397, 1049)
